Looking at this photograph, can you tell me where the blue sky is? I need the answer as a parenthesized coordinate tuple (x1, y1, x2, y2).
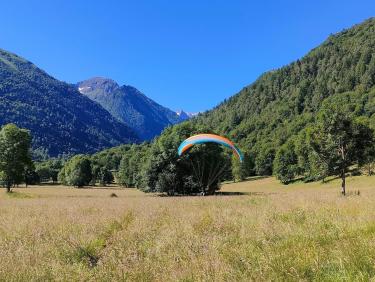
(0, 1, 374, 112)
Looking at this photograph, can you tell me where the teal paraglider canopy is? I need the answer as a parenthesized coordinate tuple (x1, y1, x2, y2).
(178, 133, 243, 162)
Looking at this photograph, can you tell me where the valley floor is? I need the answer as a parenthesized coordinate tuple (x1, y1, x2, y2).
(1, 175, 375, 281)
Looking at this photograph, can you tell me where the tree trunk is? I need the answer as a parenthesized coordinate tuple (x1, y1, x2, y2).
(341, 169, 346, 196)
(6, 181, 11, 193)
(340, 144, 346, 196)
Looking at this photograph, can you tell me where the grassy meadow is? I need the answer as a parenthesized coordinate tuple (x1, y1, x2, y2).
(1, 175, 375, 281)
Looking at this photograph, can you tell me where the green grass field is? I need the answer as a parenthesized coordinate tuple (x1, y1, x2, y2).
(1, 175, 375, 281)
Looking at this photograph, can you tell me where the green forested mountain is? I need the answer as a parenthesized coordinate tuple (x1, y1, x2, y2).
(189, 18, 375, 173)
(0, 49, 138, 157)
(77, 77, 182, 140)
(49, 18, 375, 193)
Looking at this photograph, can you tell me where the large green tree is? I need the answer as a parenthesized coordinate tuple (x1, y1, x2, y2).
(307, 104, 374, 195)
(117, 144, 150, 188)
(58, 155, 92, 187)
(273, 139, 299, 184)
(231, 151, 254, 182)
(255, 146, 275, 176)
(98, 167, 113, 186)
(0, 124, 33, 192)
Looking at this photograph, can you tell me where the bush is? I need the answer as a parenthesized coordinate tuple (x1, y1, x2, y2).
(58, 155, 92, 187)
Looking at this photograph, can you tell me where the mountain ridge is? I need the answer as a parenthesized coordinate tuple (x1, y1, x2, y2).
(0, 49, 138, 157)
(77, 77, 184, 140)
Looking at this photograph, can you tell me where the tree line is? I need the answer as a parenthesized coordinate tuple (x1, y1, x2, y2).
(1, 98, 373, 196)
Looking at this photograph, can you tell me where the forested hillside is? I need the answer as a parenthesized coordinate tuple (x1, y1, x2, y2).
(190, 18, 375, 174)
(78, 77, 181, 140)
(0, 49, 138, 157)
(75, 18, 375, 193)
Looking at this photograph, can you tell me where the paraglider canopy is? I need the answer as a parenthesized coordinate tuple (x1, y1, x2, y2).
(177, 133, 244, 195)
(178, 134, 243, 162)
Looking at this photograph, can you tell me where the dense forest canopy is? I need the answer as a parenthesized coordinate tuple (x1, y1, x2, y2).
(192, 18, 375, 151)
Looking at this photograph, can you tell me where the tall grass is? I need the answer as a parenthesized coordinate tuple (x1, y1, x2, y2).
(0, 175, 374, 280)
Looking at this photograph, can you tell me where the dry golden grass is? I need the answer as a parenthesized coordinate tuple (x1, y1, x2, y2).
(1, 175, 375, 281)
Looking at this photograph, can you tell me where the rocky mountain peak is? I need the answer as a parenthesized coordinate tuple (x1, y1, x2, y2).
(78, 77, 119, 95)
(176, 110, 197, 121)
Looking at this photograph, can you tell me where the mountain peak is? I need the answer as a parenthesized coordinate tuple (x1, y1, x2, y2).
(78, 77, 119, 95)
(77, 77, 183, 140)
(176, 110, 197, 121)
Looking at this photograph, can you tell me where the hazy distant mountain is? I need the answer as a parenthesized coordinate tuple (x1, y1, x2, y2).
(176, 110, 198, 121)
(78, 77, 187, 140)
(0, 49, 138, 157)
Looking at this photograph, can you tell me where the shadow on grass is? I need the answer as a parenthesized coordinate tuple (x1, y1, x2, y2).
(283, 177, 305, 185)
(26, 184, 131, 190)
(243, 175, 270, 182)
(38, 182, 61, 186)
(222, 176, 270, 185)
(298, 169, 360, 185)
(319, 176, 341, 184)
(156, 191, 267, 197)
(71, 185, 130, 191)
(6, 191, 34, 199)
(214, 191, 266, 196)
